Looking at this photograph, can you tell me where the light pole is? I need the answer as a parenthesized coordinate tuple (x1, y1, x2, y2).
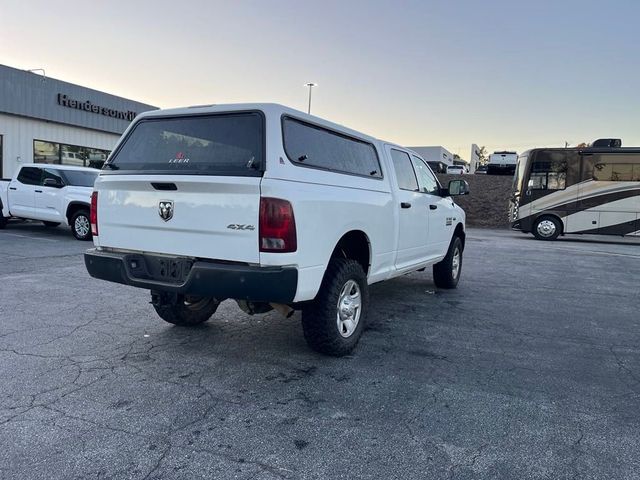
(304, 83, 317, 114)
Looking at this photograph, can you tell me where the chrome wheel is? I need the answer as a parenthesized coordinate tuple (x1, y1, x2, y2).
(451, 246, 461, 280)
(536, 219, 557, 238)
(74, 215, 90, 238)
(336, 279, 362, 338)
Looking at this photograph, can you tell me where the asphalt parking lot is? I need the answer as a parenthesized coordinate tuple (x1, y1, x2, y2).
(1, 222, 639, 480)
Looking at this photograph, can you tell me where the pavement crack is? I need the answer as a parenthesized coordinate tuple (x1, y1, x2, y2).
(142, 444, 171, 480)
(610, 345, 640, 388)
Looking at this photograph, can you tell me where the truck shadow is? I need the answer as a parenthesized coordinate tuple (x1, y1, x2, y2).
(2, 219, 75, 240)
(142, 271, 458, 366)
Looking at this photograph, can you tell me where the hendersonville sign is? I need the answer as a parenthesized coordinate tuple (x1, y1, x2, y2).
(57, 94, 137, 121)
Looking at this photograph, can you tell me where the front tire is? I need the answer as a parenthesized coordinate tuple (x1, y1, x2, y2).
(70, 210, 92, 241)
(302, 258, 368, 356)
(433, 236, 463, 289)
(153, 295, 220, 326)
(532, 215, 561, 241)
(43, 221, 60, 227)
(0, 215, 7, 229)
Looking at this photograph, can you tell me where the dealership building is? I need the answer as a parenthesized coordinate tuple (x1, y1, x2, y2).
(0, 64, 157, 178)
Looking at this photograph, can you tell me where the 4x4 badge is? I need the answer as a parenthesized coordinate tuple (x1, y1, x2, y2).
(227, 224, 255, 231)
(158, 201, 174, 221)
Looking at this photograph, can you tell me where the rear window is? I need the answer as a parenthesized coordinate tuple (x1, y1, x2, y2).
(17, 167, 41, 185)
(107, 112, 264, 176)
(282, 117, 382, 178)
(61, 170, 98, 187)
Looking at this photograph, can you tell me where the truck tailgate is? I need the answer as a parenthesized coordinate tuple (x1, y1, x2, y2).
(96, 175, 261, 263)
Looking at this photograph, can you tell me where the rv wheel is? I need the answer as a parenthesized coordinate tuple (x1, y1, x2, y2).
(533, 216, 561, 241)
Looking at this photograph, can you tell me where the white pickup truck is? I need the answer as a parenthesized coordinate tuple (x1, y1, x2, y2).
(0, 164, 99, 240)
(487, 151, 518, 175)
(84, 104, 469, 355)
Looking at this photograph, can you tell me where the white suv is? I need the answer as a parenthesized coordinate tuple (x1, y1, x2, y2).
(84, 104, 468, 355)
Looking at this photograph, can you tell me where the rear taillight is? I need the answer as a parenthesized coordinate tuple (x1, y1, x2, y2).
(259, 197, 296, 252)
(90, 191, 98, 236)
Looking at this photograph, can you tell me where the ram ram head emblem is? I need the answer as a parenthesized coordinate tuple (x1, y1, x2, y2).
(158, 201, 174, 222)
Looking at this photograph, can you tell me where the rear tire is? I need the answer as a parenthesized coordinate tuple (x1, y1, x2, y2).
(433, 236, 463, 289)
(302, 258, 368, 356)
(0, 215, 7, 229)
(532, 215, 561, 241)
(43, 221, 60, 227)
(153, 295, 220, 326)
(70, 210, 92, 241)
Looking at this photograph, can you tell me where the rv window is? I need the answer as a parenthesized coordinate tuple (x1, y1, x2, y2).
(529, 161, 567, 190)
(529, 154, 567, 190)
(588, 154, 640, 181)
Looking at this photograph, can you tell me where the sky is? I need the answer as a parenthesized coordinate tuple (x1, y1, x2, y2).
(1, 0, 639, 159)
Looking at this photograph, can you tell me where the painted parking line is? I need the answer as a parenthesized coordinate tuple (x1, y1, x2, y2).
(542, 245, 640, 259)
(0, 232, 59, 242)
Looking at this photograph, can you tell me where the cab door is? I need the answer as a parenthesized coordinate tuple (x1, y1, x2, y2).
(36, 168, 65, 223)
(8, 166, 41, 217)
(410, 155, 453, 259)
(387, 147, 429, 270)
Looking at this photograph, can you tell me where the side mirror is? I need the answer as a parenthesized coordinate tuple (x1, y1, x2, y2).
(447, 179, 470, 196)
(43, 178, 63, 188)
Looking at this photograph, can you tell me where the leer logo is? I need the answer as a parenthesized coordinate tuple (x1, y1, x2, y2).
(169, 152, 190, 164)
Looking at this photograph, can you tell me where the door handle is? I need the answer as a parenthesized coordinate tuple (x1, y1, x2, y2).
(35, 190, 43, 193)
(401, 202, 411, 209)
(429, 205, 438, 210)
(9, 187, 16, 190)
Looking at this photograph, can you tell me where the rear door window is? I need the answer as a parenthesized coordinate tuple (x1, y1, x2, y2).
(61, 170, 98, 187)
(107, 112, 264, 176)
(17, 167, 41, 185)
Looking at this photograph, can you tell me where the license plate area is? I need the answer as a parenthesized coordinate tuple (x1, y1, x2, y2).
(125, 254, 193, 284)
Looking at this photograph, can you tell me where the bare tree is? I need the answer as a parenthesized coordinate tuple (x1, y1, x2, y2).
(478, 146, 489, 165)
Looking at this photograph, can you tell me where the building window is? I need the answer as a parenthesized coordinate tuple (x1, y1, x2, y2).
(34, 140, 60, 164)
(33, 140, 110, 168)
